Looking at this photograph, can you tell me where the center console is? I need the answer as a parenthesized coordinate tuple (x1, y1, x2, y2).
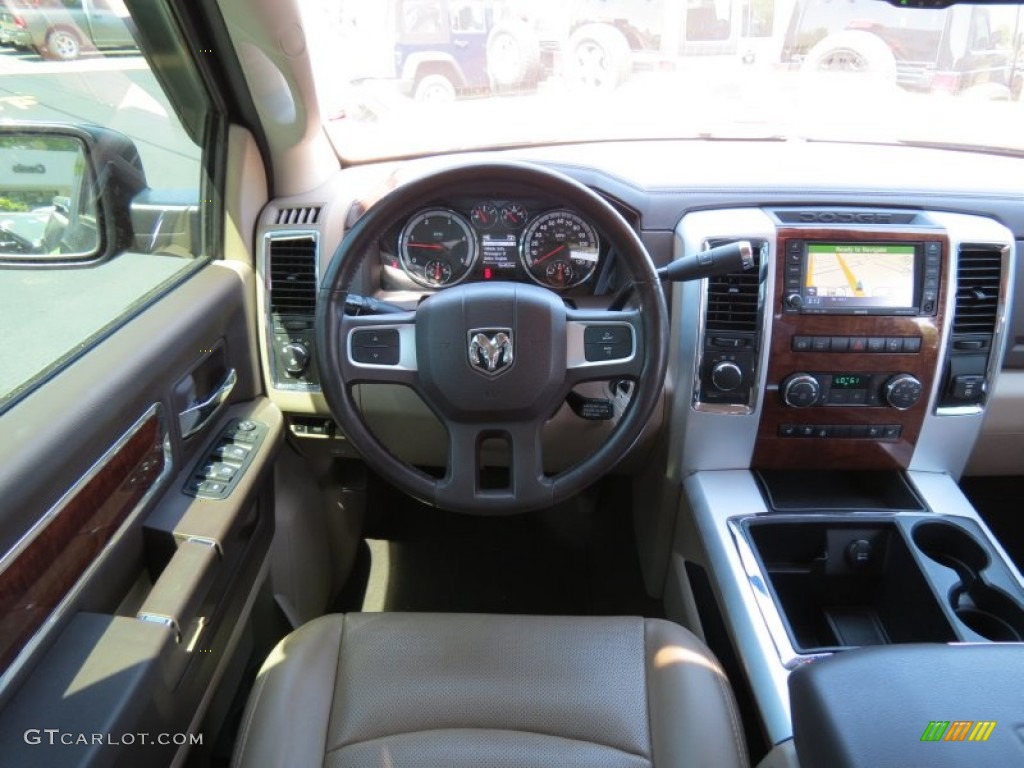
(662, 207, 1020, 760)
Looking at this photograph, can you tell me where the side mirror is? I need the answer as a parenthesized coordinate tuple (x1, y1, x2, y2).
(0, 123, 147, 266)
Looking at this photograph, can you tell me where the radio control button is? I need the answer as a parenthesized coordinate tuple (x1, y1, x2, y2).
(785, 293, 804, 310)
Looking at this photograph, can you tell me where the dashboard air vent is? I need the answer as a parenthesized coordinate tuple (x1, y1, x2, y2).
(705, 241, 763, 333)
(953, 246, 1002, 335)
(268, 235, 317, 316)
(275, 205, 322, 226)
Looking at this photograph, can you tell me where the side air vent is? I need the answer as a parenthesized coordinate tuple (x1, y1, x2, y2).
(953, 246, 1002, 334)
(705, 242, 763, 333)
(697, 240, 765, 410)
(268, 235, 318, 315)
(275, 205, 322, 226)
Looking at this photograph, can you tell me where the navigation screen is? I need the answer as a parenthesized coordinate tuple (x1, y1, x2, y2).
(803, 243, 916, 311)
(481, 233, 518, 273)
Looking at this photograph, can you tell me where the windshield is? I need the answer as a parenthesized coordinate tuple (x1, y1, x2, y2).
(302, 0, 1024, 161)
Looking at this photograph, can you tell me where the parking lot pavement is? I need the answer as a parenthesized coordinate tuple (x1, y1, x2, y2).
(0, 49, 199, 189)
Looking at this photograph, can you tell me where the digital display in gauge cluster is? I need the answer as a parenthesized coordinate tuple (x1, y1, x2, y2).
(392, 200, 602, 291)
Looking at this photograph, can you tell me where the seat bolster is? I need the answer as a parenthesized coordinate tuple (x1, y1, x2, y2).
(232, 614, 346, 768)
(644, 618, 749, 768)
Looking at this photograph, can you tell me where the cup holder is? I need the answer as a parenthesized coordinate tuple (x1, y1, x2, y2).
(913, 521, 990, 576)
(913, 521, 1024, 642)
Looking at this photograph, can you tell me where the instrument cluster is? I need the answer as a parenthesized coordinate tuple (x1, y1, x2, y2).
(379, 199, 607, 293)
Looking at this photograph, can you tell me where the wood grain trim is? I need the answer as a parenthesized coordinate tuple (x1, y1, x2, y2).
(0, 410, 165, 673)
(753, 229, 949, 470)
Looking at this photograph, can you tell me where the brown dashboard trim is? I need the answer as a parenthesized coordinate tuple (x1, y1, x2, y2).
(754, 229, 949, 470)
(0, 411, 165, 673)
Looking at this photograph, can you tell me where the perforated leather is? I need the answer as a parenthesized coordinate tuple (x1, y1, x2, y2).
(232, 613, 748, 768)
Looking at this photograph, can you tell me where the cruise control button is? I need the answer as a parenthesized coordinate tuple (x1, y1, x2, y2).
(584, 325, 631, 345)
(352, 345, 400, 365)
(585, 342, 631, 362)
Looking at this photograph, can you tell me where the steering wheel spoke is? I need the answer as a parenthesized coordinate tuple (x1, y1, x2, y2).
(438, 419, 552, 512)
(564, 308, 644, 385)
(338, 310, 419, 388)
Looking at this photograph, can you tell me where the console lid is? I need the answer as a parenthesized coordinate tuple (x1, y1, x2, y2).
(789, 643, 1024, 767)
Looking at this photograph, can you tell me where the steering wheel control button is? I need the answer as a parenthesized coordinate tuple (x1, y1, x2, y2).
(352, 329, 399, 347)
(352, 345, 400, 365)
(585, 341, 631, 362)
(584, 325, 630, 346)
(351, 328, 401, 366)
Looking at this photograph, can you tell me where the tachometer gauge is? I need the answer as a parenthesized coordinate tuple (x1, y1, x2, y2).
(520, 210, 599, 289)
(399, 208, 478, 288)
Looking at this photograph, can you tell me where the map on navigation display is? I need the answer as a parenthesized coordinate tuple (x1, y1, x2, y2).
(803, 244, 916, 309)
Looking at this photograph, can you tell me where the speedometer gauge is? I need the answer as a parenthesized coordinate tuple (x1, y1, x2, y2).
(520, 210, 599, 289)
(398, 208, 478, 288)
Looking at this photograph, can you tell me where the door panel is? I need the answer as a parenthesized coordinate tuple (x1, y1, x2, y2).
(0, 262, 278, 766)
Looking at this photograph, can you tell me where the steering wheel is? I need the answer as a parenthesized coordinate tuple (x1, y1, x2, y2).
(315, 161, 668, 514)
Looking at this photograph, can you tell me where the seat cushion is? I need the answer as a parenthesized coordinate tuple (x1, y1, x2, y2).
(232, 613, 748, 768)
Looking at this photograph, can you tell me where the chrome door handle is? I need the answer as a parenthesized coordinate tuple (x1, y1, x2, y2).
(179, 368, 237, 439)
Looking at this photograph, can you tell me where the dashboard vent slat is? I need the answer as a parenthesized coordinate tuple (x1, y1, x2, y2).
(268, 235, 318, 316)
(705, 240, 764, 333)
(275, 206, 322, 226)
(953, 246, 1003, 334)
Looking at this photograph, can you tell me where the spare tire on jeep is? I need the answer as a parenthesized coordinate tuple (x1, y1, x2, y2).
(802, 30, 897, 82)
(486, 20, 541, 90)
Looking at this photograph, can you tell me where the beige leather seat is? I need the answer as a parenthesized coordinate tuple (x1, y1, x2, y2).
(232, 613, 749, 768)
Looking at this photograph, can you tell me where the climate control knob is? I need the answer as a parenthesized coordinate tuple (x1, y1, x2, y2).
(884, 374, 923, 410)
(282, 342, 310, 375)
(781, 373, 821, 408)
(711, 361, 744, 392)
